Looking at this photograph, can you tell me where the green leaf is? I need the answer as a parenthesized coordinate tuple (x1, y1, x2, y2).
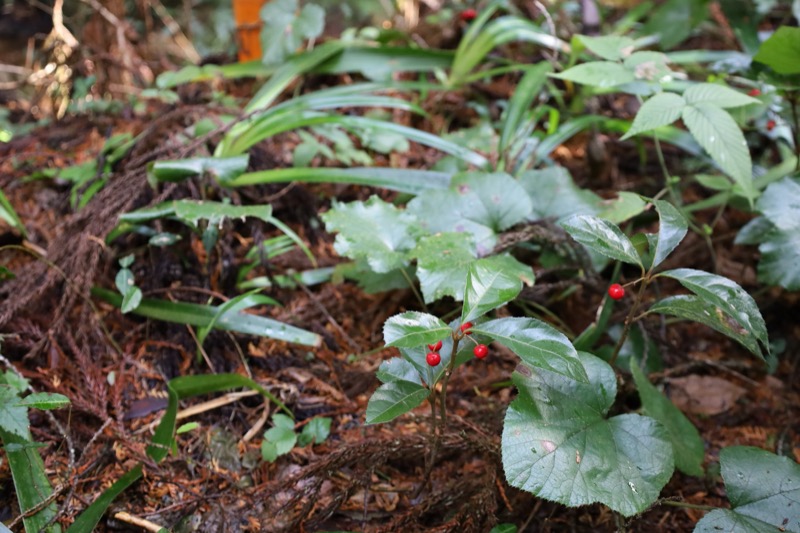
(597, 192, 648, 224)
(519, 167, 602, 221)
(502, 352, 674, 517)
(115, 268, 135, 296)
(489, 525, 517, 533)
(461, 255, 534, 324)
(67, 464, 143, 533)
(383, 311, 450, 348)
(365, 380, 429, 425)
(576, 35, 636, 61)
(753, 26, 800, 75)
(551, 61, 635, 89)
(92, 287, 321, 347)
(680, 103, 755, 205)
(15, 392, 70, 410)
(648, 295, 764, 359)
(640, 0, 709, 50)
(196, 290, 279, 360)
(621, 93, 685, 140)
(0, 188, 26, 237)
(694, 446, 800, 533)
(260, 0, 325, 65)
(412, 232, 477, 303)
(499, 63, 552, 155)
(0, 385, 29, 438)
(630, 362, 704, 477)
(147, 156, 249, 184)
(298, 417, 331, 446)
(475, 317, 588, 383)
(261, 414, 297, 462)
(322, 197, 420, 273)
(651, 199, 688, 268)
(752, 226, 800, 291)
(757, 177, 800, 231)
(683, 83, 760, 109)
(657, 268, 769, 358)
(561, 215, 643, 268)
(376, 358, 421, 385)
(121, 287, 142, 314)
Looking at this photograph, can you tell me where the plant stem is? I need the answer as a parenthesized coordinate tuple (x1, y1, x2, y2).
(438, 334, 461, 431)
(661, 500, 716, 511)
(609, 274, 649, 367)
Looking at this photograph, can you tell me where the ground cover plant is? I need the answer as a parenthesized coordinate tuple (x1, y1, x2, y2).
(0, 0, 799, 531)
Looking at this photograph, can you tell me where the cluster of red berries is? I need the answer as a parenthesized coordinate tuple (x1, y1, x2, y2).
(425, 322, 489, 366)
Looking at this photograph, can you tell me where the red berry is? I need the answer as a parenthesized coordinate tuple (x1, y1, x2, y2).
(767, 119, 776, 131)
(473, 344, 488, 359)
(608, 283, 625, 300)
(460, 321, 473, 334)
(460, 8, 477, 21)
(426, 352, 441, 366)
(748, 88, 761, 97)
(427, 340, 443, 352)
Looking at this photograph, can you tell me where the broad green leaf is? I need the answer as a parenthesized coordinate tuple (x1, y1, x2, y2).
(260, 0, 325, 66)
(630, 362, 704, 476)
(597, 192, 648, 224)
(461, 255, 534, 324)
(694, 446, 800, 532)
(322, 197, 420, 273)
(15, 392, 70, 410)
(383, 311, 450, 348)
(639, 0, 709, 50)
(376, 358, 422, 385)
(0, 188, 26, 237)
(658, 268, 769, 358)
(333, 262, 412, 293)
(752, 227, 800, 290)
(648, 295, 764, 359)
(147, 156, 249, 184)
(551, 61, 635, 89)
(412, 232, 477, 303)
(475, 317, 588, 383)
(621, 93, 685, 140)
(651, 199, 688, 268)
(757, 177, 800, 231)
(298, 417, 331, 446)
(502, 352, 674, 517)
(561, 215, 643, 268)
(623, 51, 673, 83)
(753, 26, 800, 75)
(261, 414, 297, 462)
(683, 83, 759, 109)
(0, 385, 29, 438)
(519, 167, 601, 221)
(365, 380, 429, 424)
(576, 35, 636, 61)
(92, 287, 321, 347)
(681, 103, 755, 204)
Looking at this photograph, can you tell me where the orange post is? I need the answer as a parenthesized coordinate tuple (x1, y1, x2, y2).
(233, 0, 268, 62)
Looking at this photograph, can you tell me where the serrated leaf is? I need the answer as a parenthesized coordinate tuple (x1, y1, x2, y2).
(648, 295, 764, 359)
(651, 199, 688, 268)
(15, 392, 70, 410)
(576, 35, 636, 61)
(753, 227, 800, 290)
(365, 380, 429, 424)
(681, 103, 755, 204)
(298, 416, 331, 446)
(519, 167, 602, 221)
(262, 415, 297, 461)
(376, 358, 421, 385)
(322, 197, 420, 273)
(694, 446, 800, 533)
(561, 215, 643, 267)
(630, 362, 704, 476)
(383, 311, 450, 348)
(461, 255, 534, 323)
(753, 26, 800, 75)
(0, 386, 29, 438)
(757, 177, 800, 231)
(412, 232, 477, 303)
(502, 352, 674, 517)
(683, 83, 760, 108)
(621, 92, 685, 140)
(551, 61, 635, 88)
(475, 317, 588, 383)
(658, 268, 769, 358)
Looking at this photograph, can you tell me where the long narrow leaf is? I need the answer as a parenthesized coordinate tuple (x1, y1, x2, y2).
(67, 464, 143, 533)
(226, 167, 452, 194)
(499, 63, 552, 156)
(92, 287, 321, 347)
